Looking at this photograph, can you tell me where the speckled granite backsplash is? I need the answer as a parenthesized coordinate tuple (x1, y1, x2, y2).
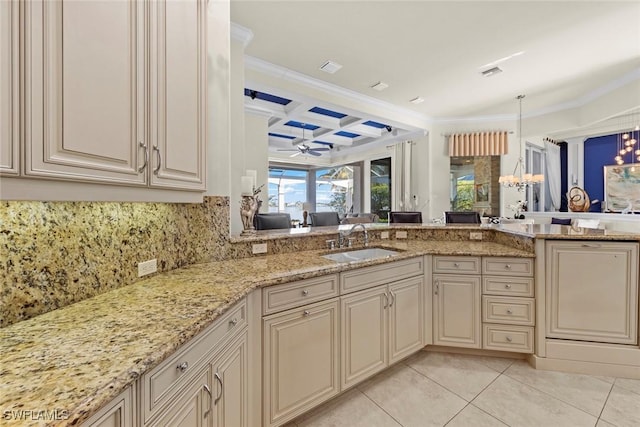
(0, 196, 230, 327)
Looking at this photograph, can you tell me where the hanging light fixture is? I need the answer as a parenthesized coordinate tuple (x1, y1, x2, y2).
(498, 95, 544, 191)
(612, 110, 640, 165)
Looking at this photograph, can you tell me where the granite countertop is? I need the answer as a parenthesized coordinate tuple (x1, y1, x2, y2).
(0, 239, 556, 426)
(495, 223, 640, 240)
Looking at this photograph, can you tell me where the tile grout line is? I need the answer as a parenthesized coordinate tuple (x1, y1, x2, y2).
(596, 379, 616, 425)
(466, 371, 514, 426)
(499, 368, 606, 421)
(356, 384, 405, 427)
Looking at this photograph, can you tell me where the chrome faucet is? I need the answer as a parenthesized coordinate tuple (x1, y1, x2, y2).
(339, 223, 369, 248)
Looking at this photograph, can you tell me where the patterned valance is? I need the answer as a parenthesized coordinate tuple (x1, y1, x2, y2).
(448, 131, 509, 156)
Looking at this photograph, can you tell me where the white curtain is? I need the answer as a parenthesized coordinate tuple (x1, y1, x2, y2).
(545, 141, 561, 210)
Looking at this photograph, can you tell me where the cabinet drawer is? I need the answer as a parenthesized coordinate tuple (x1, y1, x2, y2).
(483, 276, 534, 297)
(483, 324, 534, 353)
(141, 298, 247, 424)
(482, 257, 533, 277)
(433, 256, 481, 274)
(482, 296, 535, 326)
(263, 274, 339, 315)
(341, 257, 424, 294)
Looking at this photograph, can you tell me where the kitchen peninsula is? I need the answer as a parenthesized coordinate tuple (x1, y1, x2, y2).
(1, 224, 638, 426)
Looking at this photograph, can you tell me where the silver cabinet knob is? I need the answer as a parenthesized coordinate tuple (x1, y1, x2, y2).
(229, 318, 238, 327)
(177, 362, 188, 372)
(453, 263, 460, 268)
(505, 284, 512, 289)
(506, 336, 513, 342)
(303, 310, 310, 317)
(302, 289, 309, 296)
(505, 264, 512, 270)
(506, 309, 513, 314)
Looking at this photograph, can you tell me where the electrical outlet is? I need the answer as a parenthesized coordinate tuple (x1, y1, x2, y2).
(396, 231, 408, 239)
(380, 231, 389, 239)
(252, 243, 268, 254)
(138, 259, 157, 277)
(470, 232, 483, 240)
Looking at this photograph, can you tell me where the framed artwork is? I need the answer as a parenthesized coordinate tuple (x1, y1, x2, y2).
(475, 183, 489, 202)
(604, 165, 640, 212)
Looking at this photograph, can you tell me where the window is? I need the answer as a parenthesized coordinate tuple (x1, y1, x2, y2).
(450, 157, 475, 211)
(268, 167, 308, 220)
(371, 157, 391, 221)
(525, 144, 546, 212)
(315, 166, 358, 216)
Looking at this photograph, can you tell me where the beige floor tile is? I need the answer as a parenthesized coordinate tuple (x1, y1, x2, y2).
(446, 404, 508, 427)
(614, 377, 640, 395)
(504, 359, 613, 416)
(296, 388, 401, 427)
(359, 364, 467, 427)
(473, 375, 597, 427)
(600, 384, 640, 427)
(406, 351, 503, 401)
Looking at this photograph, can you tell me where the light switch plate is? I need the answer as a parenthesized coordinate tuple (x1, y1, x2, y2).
(470, 232, 483, 240)
(396, 231, 408, 239)
(381, 231, 389, 239)
(252, 243, 268, 254)
(138, 259, 157, 277)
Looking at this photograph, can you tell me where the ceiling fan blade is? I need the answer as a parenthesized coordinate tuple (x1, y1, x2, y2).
(310, 148, 330, 151)
(277, 148, 298, 152)
(290, 151, 302, 157)
(307, 150, 322, 156)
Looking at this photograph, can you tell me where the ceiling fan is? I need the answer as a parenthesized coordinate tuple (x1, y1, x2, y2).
(278, 143, 331, 157)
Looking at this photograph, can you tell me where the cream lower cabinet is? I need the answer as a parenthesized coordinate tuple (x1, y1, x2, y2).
(150, 368, 212, 427)
(546, 240, 639, 345)
(0, 0, 19, 176)
(23, 0, 206, 190)
(341, 276, 424, 389)
(263, 298, 340, 427)
(82, 386, 135, 427)
(433, 273, 482, 348)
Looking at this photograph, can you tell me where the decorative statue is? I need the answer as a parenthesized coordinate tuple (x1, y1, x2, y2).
(568, 186, 591, 212)
(240, 184, 264, 235)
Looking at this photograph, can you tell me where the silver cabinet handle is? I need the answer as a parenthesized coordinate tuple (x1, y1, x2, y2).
(214, 372, 223, 405)
(303, 310, 310, 317)
(176, 362, 188, 372)
(506, 336, 513, 342)
(383, 292, 389, 308)
(229, 318, 238, 327)
(505, 283, 512, 289)
(435, 281, 439, 295)
(153, 145, 161, 174)
(582, 243, 602, 248)
(389, 291, 395, 307)
(302, 289, 309, 296)
(203, 384, 212, 418)
(138, 141, 148, 172)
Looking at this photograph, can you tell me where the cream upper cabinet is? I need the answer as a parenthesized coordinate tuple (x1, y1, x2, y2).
(433, 273, 482, 348)
(149, 0, 206, 190)
(23, 0, 206, 191)
(0, 0, 19, 175)
(546, 240, 639, 345)
(263, 299, 340, 427)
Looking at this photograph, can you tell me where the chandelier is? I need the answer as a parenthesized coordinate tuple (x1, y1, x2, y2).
(498, 95, 544, 191)
(613, 113, 640, 165)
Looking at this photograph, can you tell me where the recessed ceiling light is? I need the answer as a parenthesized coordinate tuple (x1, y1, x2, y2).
(409, 96, 424, 104)
(370, 81, 389, 91)
(319, 60, 342, 74)
(481, 67, 503, 77)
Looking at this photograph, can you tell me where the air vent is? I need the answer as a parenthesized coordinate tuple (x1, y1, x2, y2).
(481, 67, 503, 77)
(320, 60, 343, 74)
(370, 81, 389, 91)
(409, 96, 424, 104)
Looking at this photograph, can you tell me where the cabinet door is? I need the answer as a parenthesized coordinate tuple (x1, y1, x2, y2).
(389, 277, 424, 364)
(81, 386, 134, 427)
(150, 368, 212, 427)
(341, 286, 388, 389)
(211, 331, 248, 427)
(263, 299, 340, 427)
(24, 0, 147, 185)
(0, 0, 18, 175)
(433, 274, 482, 348)
(149, 0, 206, 190)
(546, 241, 639, 345)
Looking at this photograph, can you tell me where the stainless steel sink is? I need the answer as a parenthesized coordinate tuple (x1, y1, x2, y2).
(321, 247, 399, 263)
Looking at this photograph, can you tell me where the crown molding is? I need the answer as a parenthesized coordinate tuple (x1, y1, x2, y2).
(230, 22, 254, 48)
(244, 55, 432, 125)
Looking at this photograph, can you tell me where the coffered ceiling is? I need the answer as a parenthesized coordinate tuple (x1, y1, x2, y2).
(232, 0, 640, 160)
